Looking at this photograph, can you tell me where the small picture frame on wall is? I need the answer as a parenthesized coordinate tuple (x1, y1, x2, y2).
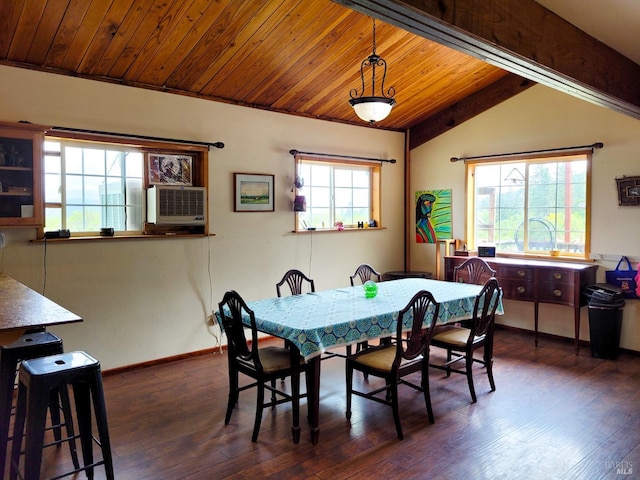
(147, 153, 193, 186)
(234, 173, 274, 212)
(616, 175, 640, 206)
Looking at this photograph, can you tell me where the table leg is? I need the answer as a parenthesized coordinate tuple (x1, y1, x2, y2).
(574, 306, 580, 355)
(306, 356, 321, 444)
(290, 346, 301, 444)
(534, 301, 539, 347)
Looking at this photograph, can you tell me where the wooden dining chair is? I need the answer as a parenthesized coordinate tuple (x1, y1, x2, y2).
(349, 264, 382, 286)
(349, 264, 383, 355)
(453, 257, 496, 285)
(276, 269, 315, 297)
(217, 290, 308, 443)
(275, 269, 315, 355)
(429, 277, 502, 403)
(346, 290, 441, 440)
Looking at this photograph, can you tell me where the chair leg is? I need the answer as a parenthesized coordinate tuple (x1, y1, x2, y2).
(389, 379, 403, 440)
(13, 382, 50, 480)
(422, 361, 435, 424)
(252, 384, 265, 442)
(58, 385, 80, 469)
(465, 354, 477, 403)
(9, 382, 29, 480)
(47, 388, 62, 443)
(270, 379, 277, 405)
(225, 368, 238, 425)
(73, 381, 95, 480)
(485, 350, 496, 392)
(345, 363, 353, 421)
(89, 374, 115, 480)
(445, 349, 452, 377)
(0, 357, 17, 477)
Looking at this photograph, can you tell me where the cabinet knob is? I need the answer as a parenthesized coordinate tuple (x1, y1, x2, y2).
(517, 286, 526, 294)
(517, 270, 525, 277)
(553, 272, 562, 280)
(554, 289, 562, 297)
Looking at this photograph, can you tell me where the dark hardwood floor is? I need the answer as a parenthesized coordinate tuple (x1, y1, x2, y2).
(19, 328, 640, 479)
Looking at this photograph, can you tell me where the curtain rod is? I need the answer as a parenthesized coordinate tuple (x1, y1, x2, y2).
(289, 149, 396, 164)
(450, 142, 603, 162)
(48, 126, 225, 150)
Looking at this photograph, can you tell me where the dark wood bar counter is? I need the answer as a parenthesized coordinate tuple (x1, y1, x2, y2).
(0, 273, 82, 335)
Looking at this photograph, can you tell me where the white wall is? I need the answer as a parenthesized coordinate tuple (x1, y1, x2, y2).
(410, 85, 640, 350)
(0, 65, 406, 369)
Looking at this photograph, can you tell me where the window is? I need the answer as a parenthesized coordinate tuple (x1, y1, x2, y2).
(42, 135, 207, 238)
(466, 152, 590, 258)
(294, 155, 381, 231)
(44, 139, 145, 234)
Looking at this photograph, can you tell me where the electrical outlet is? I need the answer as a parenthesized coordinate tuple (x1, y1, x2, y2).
(0, 233, 5, 248)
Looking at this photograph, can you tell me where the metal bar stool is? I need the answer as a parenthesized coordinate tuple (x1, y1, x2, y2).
(9, 351, 114, 480)
(0, 331, 79, 478)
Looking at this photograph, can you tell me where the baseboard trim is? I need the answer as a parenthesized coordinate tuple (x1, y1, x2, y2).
(102, 345, 228, 377)
(103, 326, 639, 376)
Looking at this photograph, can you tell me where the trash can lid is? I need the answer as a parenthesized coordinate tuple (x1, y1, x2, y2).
(584, 283, 625, 305)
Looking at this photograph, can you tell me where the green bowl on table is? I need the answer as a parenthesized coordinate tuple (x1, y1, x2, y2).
(363, 280, 378, 298)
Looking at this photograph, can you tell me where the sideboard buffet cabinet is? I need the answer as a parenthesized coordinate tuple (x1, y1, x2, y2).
(444, 256, 598, 354)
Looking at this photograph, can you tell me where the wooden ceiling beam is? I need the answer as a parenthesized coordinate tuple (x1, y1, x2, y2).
(409, 73, 535, 149)
(334, 0, 640, 126)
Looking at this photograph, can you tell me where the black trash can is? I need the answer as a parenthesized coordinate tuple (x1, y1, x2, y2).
(584, 284, 625, 359)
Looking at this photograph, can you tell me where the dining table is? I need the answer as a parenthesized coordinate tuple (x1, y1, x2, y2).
(237, 277, 503, 444)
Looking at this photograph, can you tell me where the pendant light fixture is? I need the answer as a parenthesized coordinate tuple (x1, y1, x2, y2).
(349, 18, 396, 123)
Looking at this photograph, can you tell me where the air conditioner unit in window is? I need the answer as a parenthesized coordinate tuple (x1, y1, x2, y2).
(147, 185, 206, 225)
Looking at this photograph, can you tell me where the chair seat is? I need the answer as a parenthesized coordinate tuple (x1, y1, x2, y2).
(432, 326, 484, 348)
(238, 346, 305, 374)
(351, 344, 424, 372)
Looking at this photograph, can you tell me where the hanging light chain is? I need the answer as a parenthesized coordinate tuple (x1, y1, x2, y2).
(350, 19, 396, 101)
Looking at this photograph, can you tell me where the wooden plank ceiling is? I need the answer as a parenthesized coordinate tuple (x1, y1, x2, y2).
(0, 0, 518, 136)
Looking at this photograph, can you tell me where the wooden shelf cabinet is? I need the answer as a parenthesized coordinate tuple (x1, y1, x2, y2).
(0, 121, 46, 227)
(445, 256, 598, 354)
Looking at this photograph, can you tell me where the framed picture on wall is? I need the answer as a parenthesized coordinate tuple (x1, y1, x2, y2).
(147, 153, 193, 186)
(234, 173, 274, 212)
(616, 175, 640, 206)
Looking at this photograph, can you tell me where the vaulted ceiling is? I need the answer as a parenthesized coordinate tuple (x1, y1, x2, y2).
(0, 0, 638, 150)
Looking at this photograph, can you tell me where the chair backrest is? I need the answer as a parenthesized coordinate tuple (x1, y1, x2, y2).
(276, 269, 315, 296)
(393, 290, 441, 369)
(470, 277, 502, 338)
(217, 290, 261, 368)
(453, 257, 496, 285)
(350, 264, 382, 286)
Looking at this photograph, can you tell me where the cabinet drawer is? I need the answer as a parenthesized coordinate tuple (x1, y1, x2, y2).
(538, 268, 576, 285)
(497, 266, 534, 281)
(500, 281, 536, 301)
(538, 283, 572, 305)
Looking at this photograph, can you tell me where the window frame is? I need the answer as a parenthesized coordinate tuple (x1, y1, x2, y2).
(465, 150, 592, 259)
(293, 154, 382, 232)
(39, 131, 209, 240)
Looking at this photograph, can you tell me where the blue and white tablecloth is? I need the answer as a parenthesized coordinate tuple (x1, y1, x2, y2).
(218, 278, 503, 360)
